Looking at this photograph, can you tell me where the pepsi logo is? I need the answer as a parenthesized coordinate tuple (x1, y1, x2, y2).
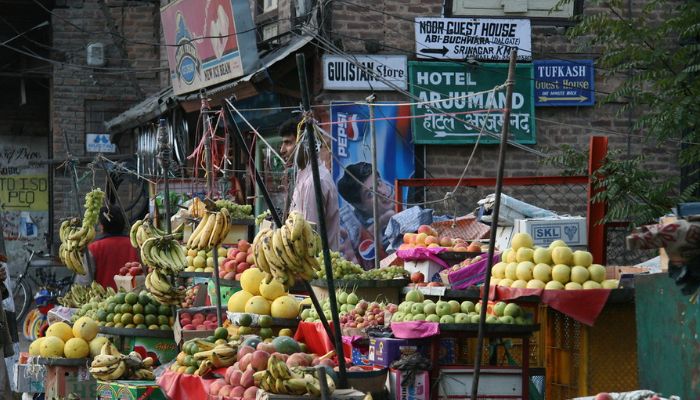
(358, 239, 375, 260)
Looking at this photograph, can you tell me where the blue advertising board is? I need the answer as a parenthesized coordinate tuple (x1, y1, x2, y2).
(534, 60, 595, 107)
(330, 102, 415, 268)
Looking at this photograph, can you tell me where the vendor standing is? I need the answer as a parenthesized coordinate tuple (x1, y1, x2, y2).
(278, 118, 340, 251)
(87, 207, 139, 289)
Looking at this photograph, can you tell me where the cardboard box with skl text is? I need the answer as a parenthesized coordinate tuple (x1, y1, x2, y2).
(516, 217, 587, 247)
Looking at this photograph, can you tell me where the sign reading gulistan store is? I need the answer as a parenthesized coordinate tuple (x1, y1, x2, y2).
(161, 0, 259, 95)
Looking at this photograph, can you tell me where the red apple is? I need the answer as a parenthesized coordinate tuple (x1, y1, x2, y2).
(439, 237, 453, 247)
(227, 248, 239, 259)
(417, 225, 432, 234)
(119, 266, 129, 276)
(238, 240, 250, 252)
(427, 282, 442, 287)
(180, 312, 191, 320)
(246, 253, 255, 264)
(196, 325, 208, 331)
(236, 262, 250, 273)
(424, 235, 438, 245)
(234, 252, 247, 264)
(224, 271, 236, 280)
(207, 314, 217, 322)
(410, 272, 425, 283)
(183, 324, 195, 330)
(234, 273, 243, 281)
(128, 266, 142, 276)
(219, 270, 227, 279)
(223, 259, 237, 272)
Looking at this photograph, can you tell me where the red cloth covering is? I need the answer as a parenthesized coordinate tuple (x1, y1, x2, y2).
(157, 367, 227, 400)
(88, 235, 139, 289)
(487, 286, 611, 326)
(397, 247, 449, 268)
(294, 321, 336, 356)
(390, 321, 440, 339)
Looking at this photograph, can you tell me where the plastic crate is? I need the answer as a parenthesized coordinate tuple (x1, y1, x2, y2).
(544, 303, 638, 399)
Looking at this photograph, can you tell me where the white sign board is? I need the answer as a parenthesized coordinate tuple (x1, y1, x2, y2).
(86, 133, 116, 153)
(322, 54, 408, 90)
(415, 17, 531, 61)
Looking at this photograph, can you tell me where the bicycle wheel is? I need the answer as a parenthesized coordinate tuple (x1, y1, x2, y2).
(12, 278, 32, 323)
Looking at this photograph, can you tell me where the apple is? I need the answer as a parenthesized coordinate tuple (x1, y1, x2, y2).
(236, 262, 250, 273)
(415, 233, 428, 246)
(403, 233, 416, 244)
(246, 253, 255, 265)
(129, 266, 143, 276)
(427, 282, 442, 287)
(227, 248, 239, 259)
(417, 225, 432, 234)
(439, 237, 453, 247)
(183, 324, 195, 330)
(119, 266, 129, 276)
(454, 313, 470, 324)
(424, 236, 438, 245)
(235, 273, 243, 280)
(238, 240, 251, 253)
(235, 252, 247, 264)
(410, 272, 425, 283)
(207, 314, 217, 322)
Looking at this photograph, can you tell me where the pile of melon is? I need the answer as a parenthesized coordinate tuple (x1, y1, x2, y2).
(493, 233, 619, 290)
(227, 268, 300, 319)
(29, 317, 110, 359)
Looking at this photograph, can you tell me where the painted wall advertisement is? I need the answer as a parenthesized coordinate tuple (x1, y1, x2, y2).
(415, 17, 531, 61)
(161, 0, 259, 95)
(534, 60, 595, 106)
(322, 55, 408, 91)
(330, 103, 415, 268)
(0, 137, 49, 276)
(408, 61, 536, 144)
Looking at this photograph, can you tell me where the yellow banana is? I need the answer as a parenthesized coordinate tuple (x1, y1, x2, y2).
(207, 212, 223, 249)
(187, 213, 210, 248)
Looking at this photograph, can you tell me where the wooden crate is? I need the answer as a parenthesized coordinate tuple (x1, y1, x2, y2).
(544, 302, 638, 399)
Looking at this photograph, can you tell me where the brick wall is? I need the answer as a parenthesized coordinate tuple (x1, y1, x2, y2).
(51, 0, 163, 236)
(321, 0, 679, 215)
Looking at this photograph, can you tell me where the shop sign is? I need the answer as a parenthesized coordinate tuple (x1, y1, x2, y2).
(322, 55, 407, 90)
(161, 0, 259, 95)
(0, 175, 48, 211)
(408, 61, 535, 144)
(86, 133, 116, 153)
(534, 60, 595, 106)
(415, 17, 531, 61)
(446, 0, 576, 20)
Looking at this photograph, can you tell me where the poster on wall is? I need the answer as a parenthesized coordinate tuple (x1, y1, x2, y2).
(330, 102, 415, 268)
(160, 0, 259, 95)
(414, 17, 531, 61)
(408, 61, 535, 145)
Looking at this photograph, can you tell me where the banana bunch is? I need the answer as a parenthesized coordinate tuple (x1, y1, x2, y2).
(140, 237, 186, 274)
(252, 211, 322, 289)
(144, 269, 185, 305)
(192, 342, 238, 371)
(58, 218, 93, 275)
(130, 217, 183, 248)
(186, 208, 231, 251)
(90, 341, 155, 381)
(254, 356, 334, 396)
(188, 197, 206, 219)
(58, 282, 115, 308)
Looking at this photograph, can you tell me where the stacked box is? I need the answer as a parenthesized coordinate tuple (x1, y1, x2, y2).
(96, 380, 166, 400)
(45, 365, 96, 400)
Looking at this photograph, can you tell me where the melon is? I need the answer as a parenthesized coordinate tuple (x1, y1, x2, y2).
(582, 280, 602, 289)
(29, 337, 44, 356)
(89, 336, 110, 358)
(245, 296, 272, 315)
(271, 336, 301, 355)
(570, 266, 590, 284)
(526, 279, 546, 289)
(497, 279, 513, 287)
(515, 262, 534, 281)
(240, 268, 266, 295)
(270, 295, 299, 319)
(510, 280, 528, 288)
(510, 233, 533, 251)
(505, 262, 518, 281)
(72, 317, 99, 341)
(489, 277, 501, 286)
(40, 336, 65, 358)
(588, 264, 606, 283)
(491, 262, 507, 279)
(532, 263, 552, 282)
(64, 338, 90, 359)
(551, 247, 573, 266)
(551, 264, 571, 284)
(565, 282, 583, 290)
(516, 248, 534, 263)
(228, 290, 254, 313)
(259, 278, 286, 301)
(46, 322, 73, 342)
(572, 251, 593, 267)
(544, 280, 565, 290)
(601, 279, 619, 289)
(532, 247, 552, 265)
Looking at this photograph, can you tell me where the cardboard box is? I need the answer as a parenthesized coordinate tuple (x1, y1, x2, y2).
(343, 339, 372, 366)
(403, 260, 444, 283)
(45, 365, 97, 400)
(173, 306, 221, 345)
(368, 337, 429, 367)
(119, 335, 178, 366)
(12, 363, 45, 394)
(436, 367, 523, 399)
(114, 274, 146, 292)
(389, 369, 429, 400)
(208, 278, 240, 306)
(222, 223, 251, 245)
(438, 338, 457, 365)
(256, 388, 366, 400)
(96, 380, 165, 400)
(516, 216, 587, 247)
(605, 266, 651, 280)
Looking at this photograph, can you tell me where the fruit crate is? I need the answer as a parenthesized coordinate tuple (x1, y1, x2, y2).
(544, 301, 638, 399)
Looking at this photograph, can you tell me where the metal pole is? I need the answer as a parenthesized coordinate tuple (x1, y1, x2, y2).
(223, 104, 336, 342)
(157, 119, 172, 234)
(201, 94, 224, 326)
(62, 130, 83, 215)
(368, 95, 382, 269)
(296, 53, 348, 388)
(470, 49, 517, 400)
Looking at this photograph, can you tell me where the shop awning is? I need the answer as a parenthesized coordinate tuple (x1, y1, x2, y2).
(105, 34, 314, 134)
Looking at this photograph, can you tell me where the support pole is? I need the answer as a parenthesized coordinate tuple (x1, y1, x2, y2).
(224, 104, 336, 343)
(201, 94, 224, 327)
(587, 136, 608, 265)
(470, 49, 517, 400)
(157, 119, 172, 234)
(62, 130, 83, 215)
(296, 53, 348, 388)
(368, 95, 382, 269)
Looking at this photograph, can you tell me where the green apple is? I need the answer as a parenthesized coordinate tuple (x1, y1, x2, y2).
(460, 301, 475, 313)
(423, 303, 437, 315)
(454, 313, 470, 324)
(448, 300, 460, 313)
(426, 314, 440, 323)
(436, 301, 452, 317)
(439, 315, 455, 324)
(470, 315, 481, 324)
(498, 315, 514, 324)
(411, 303, 424, 315)
(493, 301, 507, 317)
(504, 303, 521, 318)
(486, 316, 499, 324)
(412, 314, 426, 321)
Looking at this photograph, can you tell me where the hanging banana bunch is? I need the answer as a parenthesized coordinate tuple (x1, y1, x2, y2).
(58, 189, 105, 275)
(252, 211, 322, 289)
(186, 207, 231, 251)
(129, 215, 183, 249)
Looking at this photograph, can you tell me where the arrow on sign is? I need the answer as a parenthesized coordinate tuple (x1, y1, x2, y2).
(434, 131, 480, 138)
(538, 95, 588, 102)
(420, 46, 449, 56)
